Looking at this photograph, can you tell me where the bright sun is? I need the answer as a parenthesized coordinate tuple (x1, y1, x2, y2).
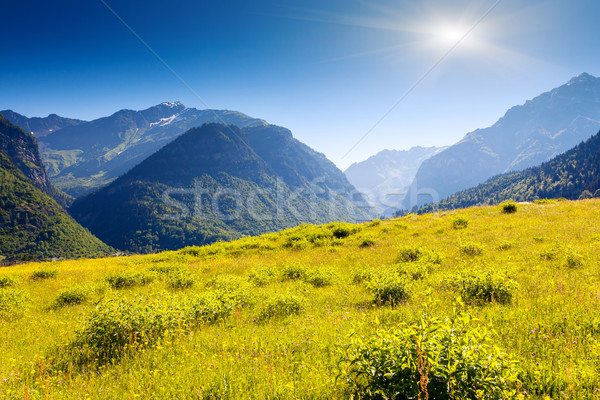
(437, 28, 467, 45)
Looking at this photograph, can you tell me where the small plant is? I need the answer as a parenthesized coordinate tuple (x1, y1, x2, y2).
(351, 268, 374, 285)
(497, 241, 515, 250)
(54, 286, 89, 308)
(106, 270, 156, 289)
(31, 268, 58, 280)
(328, 222, 361, 239)
(248, 266, 277, 286)
(304, 267, 334, 288)
(540, 246, 559, 261)
(358, 236, 376, 248)
(166, 270, 196, 290)
(397, 261, 435, 280)
(397, 246, 442, 264)
(0, 289, 28, 320)
(564, 252, 583, 269)
(281, 263, 308, 281)
(459, 241, 484, 256)
(452, 216, 469, 229)
(500, 201, 518, 214)
(368, 219, 382, 227)
(0, 276, 17, 288)
(368, 274, 411, 305)
(449, 272, 518, 304)
(342, 300, 521, 399)
(255, 293, 304, 322)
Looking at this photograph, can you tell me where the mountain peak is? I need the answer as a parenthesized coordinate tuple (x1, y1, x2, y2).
(567, 72, 598, 86)
(160, 101, 185, 108)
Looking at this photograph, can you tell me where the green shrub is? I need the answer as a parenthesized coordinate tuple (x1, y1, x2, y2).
(368, 274, 411, 305)
(281, 263, 308, 281)
(166, 270, 196, 290)
(0, 276, 17, 288)
(54, 286, 89, 308)
(304, 267, 334, 288)
(248, 266, 277, 286)
(368, 219, 382, 227)
(500, 201, 518, 214)
(106, 270, 156, 289)
(255, 293, 304, 322)
(206, 274, 253, 306)
(148, 263, 185, 275)
(397, 261, 435, 280)
(397, 246, 442, 264)
(564, 252, 584, 269)
(0, 289, 28, 320)
(452, 216, 469, 229)
(540, 246, 559, 261)
(328, 222, 361, 239)
(351, 269, 374, 285)
(459, 241, 484, 256)
(342, 302, 521, 399)
(359, 236, 376, 248)
(31, 268, 57, 280)
(449, 272, 518, 304)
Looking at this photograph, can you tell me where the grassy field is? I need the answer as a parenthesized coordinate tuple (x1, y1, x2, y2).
(1, 199, 600, 399)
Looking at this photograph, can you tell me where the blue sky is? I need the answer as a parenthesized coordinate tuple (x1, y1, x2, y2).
(2, 0, 600, 169)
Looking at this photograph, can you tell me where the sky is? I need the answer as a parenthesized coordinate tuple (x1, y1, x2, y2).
(2, 0, 600, 169)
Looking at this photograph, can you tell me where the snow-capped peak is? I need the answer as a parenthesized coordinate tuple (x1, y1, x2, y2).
(160, 101, 184, 108)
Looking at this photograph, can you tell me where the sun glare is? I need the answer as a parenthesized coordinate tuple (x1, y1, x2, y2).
(437, 28, 467, 45)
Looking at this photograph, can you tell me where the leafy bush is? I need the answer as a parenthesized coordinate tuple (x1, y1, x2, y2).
(248, 266, 277, 286)
(564, 251, 583, 269)
(255, 293, 304, 322)
(166, 270, 196, 290)
(452, 216, 469, 229)
(281, 263, 308, 281)
(106, 270, 156, 289)
(328, 222, 361, 239)
(281, 264, 333, 287)
(368, 274, 411, 305)
(449, 272, 518, 304)
(397, 261, 435, 280)
(304, 267, 334, 288)
(0, 276, 17, 288)
(148, 263, 185, 275)
(500, 201, 518, 214)
(206, 274, 253, 306)
(54, 286, 89, 308)
(351, 268, 374, 285)
(342, 302, 521, 399)
(459, 241, 484, 256)
(539, 246, 559, 261)
(31, 268, 57, 280)
(359, 236, 376, 248)
(368, 219, 382, 227)
(0, 289, 28, 320)
(397, 246, 442, 264)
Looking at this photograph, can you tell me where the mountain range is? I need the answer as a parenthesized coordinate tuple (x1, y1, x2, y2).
(69, 123, 373, 253)
(344, 146, 445, 215)
(0, 114, 112, 261)
(401, 73, 600, 209)
(417, 128, 600, 213)
(0, 109, 85, 137)
(4, 102, 267, 197)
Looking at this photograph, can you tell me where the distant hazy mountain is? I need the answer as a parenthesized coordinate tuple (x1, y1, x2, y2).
(417, 129, 600, 213)
(1, 109, 85, 137)
(0, 113, 71, 207)
(69, 123, 374, 253)
(0, 115, 112, 260)
(36, 102, 267, 197)
(345, 146, 445, 215)
(402, 73, 600, 209)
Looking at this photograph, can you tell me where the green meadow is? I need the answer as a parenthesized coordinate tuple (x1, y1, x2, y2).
(1, 199, 599, 399)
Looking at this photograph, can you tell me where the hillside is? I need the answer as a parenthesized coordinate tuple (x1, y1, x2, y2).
(69, 123, 373, 253)
(0, 113, 71, 207)
(403, 73, 600, 208)
(1, 109, 85, 137)
(417, 129, 600, 213)
(36, 102, 267, 197)
(1, 199, 599, 398)
(345, 146, 445, 214)
(0, 151, 112, 261)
